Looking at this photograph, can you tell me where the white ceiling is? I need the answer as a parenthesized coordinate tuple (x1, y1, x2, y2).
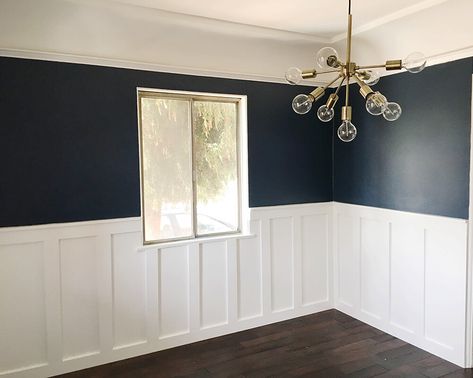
(0, 0, 471, 83)
(107, 0, 449, 40)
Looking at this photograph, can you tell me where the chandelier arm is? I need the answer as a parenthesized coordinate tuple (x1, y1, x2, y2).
(353, 74, 365, 87)
(353, 74, 374, 98)
(356, 64, 386, 70)
(334, 76, 346, 96)
(356, 60, 403, 71)
(314, 69, 344, 75)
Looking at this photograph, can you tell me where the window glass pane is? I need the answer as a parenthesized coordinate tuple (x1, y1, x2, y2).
(193, 101, 239, 235)
(141, 97, 193, 242)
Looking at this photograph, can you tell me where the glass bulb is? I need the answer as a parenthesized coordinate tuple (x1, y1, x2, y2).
(337, 120, 357, 142)
(403, 52, 426, 73)
(362, 70, 380, 85)
(292, 94, 313, 114)
(383, 102, 402, 122)
(317, 105, 334, 122)
(366, 92, 388, 115)
(285, 67, 303, 85)
(315, 47, 340, 70)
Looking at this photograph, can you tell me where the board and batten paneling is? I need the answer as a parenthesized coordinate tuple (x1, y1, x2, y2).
(0, 202, 332, 378)
(59, 237, 100, 360)
(333, 202, 468, 366)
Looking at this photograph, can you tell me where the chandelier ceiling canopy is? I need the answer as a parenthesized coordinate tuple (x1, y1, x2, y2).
(286, 0, 427, 142)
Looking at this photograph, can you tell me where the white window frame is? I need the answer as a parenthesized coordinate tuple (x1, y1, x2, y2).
(136, 87, 249, 246)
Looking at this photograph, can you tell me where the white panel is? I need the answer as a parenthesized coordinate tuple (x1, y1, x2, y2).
(301, 214, 328, 305)
(0, 202, 335, 376)
(337, 214, 359, 308)
(425, 224, 467, 351)
(237, 221, 262, 319)
(390, 223, 424, 335)
(112, 232, 147, 348)
(360, 217, 390, 321)
(159, 246, 190, 338)
(270, 217, 294, 312)
(0, 242, 47, 373)
(60, 237, 100, 359)
(335, 203, 469, 366)
(200, 242, 228, 328)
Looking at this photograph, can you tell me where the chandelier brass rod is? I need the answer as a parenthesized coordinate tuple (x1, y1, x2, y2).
(334, 76, 346, 96)
(356, 64, 386, 70)
(345, 8, 353, 108)
(352, 74, 365, 87)
(344, 77, 350, 106)
(346, 16, 353, 71)
(315, 69, 345, 75)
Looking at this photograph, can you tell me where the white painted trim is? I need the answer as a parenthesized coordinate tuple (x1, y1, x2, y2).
(1, 46, 471, 87)
(333, 201, 469, 366)
(333, 201, 468, 225)
(0, 216, 141, 234)
(239, 96, 251, 234)
(137, 233, 256, 252)
(367, 45, 473, 80)
(426, 46, 473, 68)
(251, 202, 333, 214)
(0, 201, 470, 373)
(465, 75, 473, 368)
(0, 202, 333, 377)
(0, 48, 324, 87)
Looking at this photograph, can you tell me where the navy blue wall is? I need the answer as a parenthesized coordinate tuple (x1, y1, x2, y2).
(1, 56, 471, 226)
(334, 58, 473, 219)
(0, 57, 332, 227)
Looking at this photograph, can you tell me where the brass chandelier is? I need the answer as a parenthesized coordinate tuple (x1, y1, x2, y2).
(286, 0, 426, 142)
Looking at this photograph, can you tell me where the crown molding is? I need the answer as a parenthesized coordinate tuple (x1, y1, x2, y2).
(0, 47, 330, 86)
(1, 46, 471, 87)
(375, 45, 473, 79)
(426, 45, 473, 67)
(330, 0, 450, 43)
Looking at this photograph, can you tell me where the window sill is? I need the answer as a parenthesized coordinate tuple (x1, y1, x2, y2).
(137, 232, 256, 252)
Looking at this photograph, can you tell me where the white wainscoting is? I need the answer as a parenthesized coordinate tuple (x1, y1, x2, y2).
(333, 202, 469, 367)
(0, 202, 332, 377)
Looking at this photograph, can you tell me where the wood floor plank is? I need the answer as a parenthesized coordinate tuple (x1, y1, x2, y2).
(56, 310, 472, 378)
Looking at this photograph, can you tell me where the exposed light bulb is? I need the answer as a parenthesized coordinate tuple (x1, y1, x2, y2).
(366, 92, 388, 115)
(317, 105, 334, 122)
(403, 52, 427, 73)
(362, 70, 380, 85)
(285, 67, 303, 85)
(315, 47, 340, 70)
(292, 94, 313, 114)
(383, 102, 402, 122)
(337, 120, 357, 142)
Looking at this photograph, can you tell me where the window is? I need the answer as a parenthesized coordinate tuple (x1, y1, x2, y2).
(138, 89, 244, 244)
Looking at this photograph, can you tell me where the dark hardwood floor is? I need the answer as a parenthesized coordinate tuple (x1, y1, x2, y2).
(57, 310, 472, 378)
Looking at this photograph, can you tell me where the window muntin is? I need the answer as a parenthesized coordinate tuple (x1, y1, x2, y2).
(138, 90, 241, 244)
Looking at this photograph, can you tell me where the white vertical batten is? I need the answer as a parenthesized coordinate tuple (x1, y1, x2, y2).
(465, 74, 473, 368)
